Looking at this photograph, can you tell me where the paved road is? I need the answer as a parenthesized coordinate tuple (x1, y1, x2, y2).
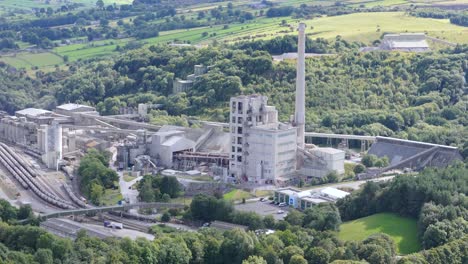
(110, 146, 142, 204)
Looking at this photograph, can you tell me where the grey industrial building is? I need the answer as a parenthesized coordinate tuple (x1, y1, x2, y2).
(361, 33, 430, 52)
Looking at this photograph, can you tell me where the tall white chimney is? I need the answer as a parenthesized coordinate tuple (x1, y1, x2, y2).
(295, 22, 306, 149)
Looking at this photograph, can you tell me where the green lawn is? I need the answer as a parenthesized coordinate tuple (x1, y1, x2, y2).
(101, 187, 123, 206)
(339, 212, 421, 254)
(123, 174, 136, 182)
(223, 189, 253, 201)
(0, 52, 63, 69)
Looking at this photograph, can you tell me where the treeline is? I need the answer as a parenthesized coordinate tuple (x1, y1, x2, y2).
(410, 9, 468, 27)
(265, 3, 393, 19)
(398, 236, 467, 264)
(236, 35, 361, 54)
(337, 163, 468, 249)
(78, 149, 118, 205)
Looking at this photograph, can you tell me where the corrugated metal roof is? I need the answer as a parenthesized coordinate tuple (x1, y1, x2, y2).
(57, 103, 94, 111)
(16, 108, 51, 117)
(320, 187, 349, 199)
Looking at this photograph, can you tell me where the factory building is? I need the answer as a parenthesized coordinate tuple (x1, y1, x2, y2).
(228, 23, 345, 185)
(274, 187, 349, 210)
(173, 65, 210, 94)
(301, 148, 345, 178)
(228, 94, 297, 184)
(360, 33, 430, 52)
(55, 103, 97, 115)
(38, 121, 62, 170)
(0, 114, 38, 146)
(380, 33, 429, 52)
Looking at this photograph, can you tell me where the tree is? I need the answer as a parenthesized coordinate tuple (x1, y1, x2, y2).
(17, 205, 33, 220)
(89, 182, 104, 205)
(280, 246, 303, 264)
(139, 179, 155, 202)
(289, 255, 307, 264)
(354, 164, 366, 174)
(161, 212, 171, 222)
(263, 215, 275, 229)
(242, 256, 267, 264)
(34, 249, 53, 264)
(305, 247, 330, 264)
(96, 0, 104, 8)
(157, 237, 192, 264)
(220, 229, 256, 264)
(361, 154, 378, 167)
(326, 171, 340, 183)
(284, 210, 304, 226)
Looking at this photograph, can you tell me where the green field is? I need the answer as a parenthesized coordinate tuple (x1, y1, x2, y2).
(209, 12, 468, 44)
(0, 0, 132, 11)
(223, 189, 252, 201)
(339, 213, 421, 254)
(0, 52, 63, 69)
(101, 187, 123, 206)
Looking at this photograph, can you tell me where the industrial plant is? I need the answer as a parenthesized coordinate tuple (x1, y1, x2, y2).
(0, 23, 462, 226)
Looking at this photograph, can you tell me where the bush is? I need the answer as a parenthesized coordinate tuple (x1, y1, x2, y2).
(161, 212, 171, 222)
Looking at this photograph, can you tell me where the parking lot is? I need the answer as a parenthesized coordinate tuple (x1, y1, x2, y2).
(235, 200, 289, 220)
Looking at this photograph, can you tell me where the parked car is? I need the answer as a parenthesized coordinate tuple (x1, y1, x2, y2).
(278, 202, 287, 207)
(277, 210, 285, 214)
(259, 197, 265, 202)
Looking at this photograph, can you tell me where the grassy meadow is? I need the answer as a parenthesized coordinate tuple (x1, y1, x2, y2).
(339, 212, 421, 254)
(0, 52, 63, 69)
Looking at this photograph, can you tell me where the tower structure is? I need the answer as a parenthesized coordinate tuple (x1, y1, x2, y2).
(294, 23, 306, 149)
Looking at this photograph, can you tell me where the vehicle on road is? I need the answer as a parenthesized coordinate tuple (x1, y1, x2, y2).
(104, 221, 123, 229)
(277, 210, 285, 214)
(278, 202, 287, 207)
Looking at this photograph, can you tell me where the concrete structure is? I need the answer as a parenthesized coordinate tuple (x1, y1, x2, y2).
(0, 115, 38, 146)
(360, 136, 463, 179)
(380, 33, 429, 52)
(301, 148, 345, 178)
(294, 22, 306, 149)
(56, 103, 96, 115)
(173, 65, 210, 94)
(38, 121, 62, 170)
(173, 79, 194, 94)
(228, 94, 297, 184)
(227, 23, 346, 185)
(361, 33, 430, 53)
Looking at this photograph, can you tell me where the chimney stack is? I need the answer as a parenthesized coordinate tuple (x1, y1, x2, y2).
(295, 23, 306, 149)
